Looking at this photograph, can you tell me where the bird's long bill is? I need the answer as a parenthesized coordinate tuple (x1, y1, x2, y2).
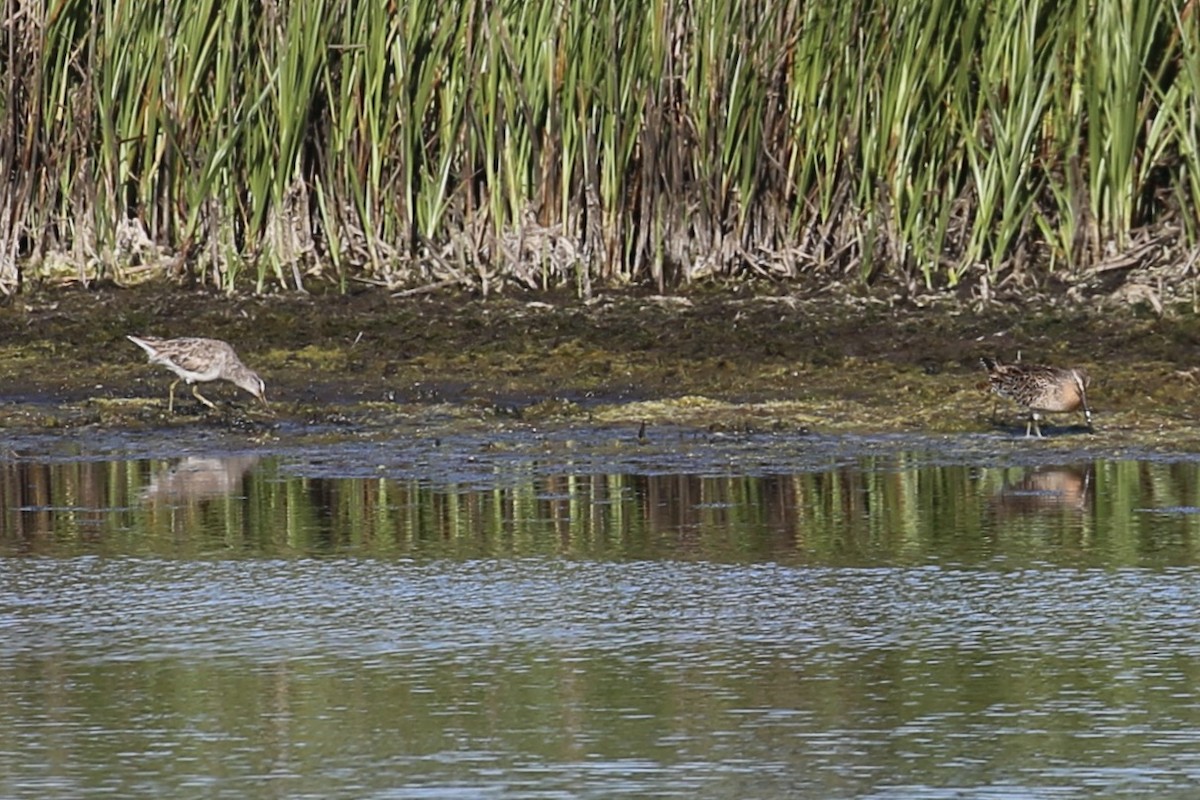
(1073, 370, 1093, 430)
(257, 392, 275, 415)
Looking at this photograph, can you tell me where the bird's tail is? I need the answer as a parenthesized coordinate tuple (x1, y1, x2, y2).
(127, 335, 156, 357)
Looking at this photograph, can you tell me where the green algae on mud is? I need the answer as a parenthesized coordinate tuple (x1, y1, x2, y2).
(0, 285, 1197, 444)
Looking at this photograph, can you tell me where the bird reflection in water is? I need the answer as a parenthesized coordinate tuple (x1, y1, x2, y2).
(142, 455, 261, 504)
(992, 465, 1092, 514)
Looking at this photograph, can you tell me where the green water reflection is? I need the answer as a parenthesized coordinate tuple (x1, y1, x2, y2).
(2, 454, 1200, 566)
(5, 448, 1200, 798)
(4, 556, 1200, 798)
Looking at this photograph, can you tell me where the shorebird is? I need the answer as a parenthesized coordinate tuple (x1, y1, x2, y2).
(127, 335, 269, 413)
(980, 356, 1091, 437)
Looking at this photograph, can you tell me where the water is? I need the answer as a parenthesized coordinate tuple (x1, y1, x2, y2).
(3, 428, 1200, 798)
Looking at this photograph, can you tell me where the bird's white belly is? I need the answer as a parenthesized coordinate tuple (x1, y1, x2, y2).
(154, 357, 222, 383)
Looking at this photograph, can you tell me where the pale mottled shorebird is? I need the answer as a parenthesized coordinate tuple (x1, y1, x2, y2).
(980, 356, 1092, 437)
(127, 336, 269, 413)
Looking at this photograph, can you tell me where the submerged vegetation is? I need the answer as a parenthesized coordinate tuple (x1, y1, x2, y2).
(1, 0, 1199, 297)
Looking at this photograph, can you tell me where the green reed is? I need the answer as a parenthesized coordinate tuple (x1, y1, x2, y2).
(1, 0, 1196, 295)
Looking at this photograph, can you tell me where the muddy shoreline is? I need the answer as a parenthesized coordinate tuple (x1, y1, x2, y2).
(0, 285, 1197, 450)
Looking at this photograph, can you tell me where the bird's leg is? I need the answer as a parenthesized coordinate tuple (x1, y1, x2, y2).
(1026, 411, 1043, 438)
(192, 384, 218, 410)
(168, 380, 179, 414)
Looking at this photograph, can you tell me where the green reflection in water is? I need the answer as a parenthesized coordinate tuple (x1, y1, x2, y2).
(4, 559, 1200, 798)
(2, 454, 1200, 566)
(5, 447, 1200, 798)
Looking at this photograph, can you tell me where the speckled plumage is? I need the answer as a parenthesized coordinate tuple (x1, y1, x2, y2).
(128, 335, 269, 413)
(980, 356, 1092, 437)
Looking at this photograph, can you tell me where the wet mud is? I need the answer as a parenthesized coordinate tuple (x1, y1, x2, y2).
(1, 285, 1199, 464)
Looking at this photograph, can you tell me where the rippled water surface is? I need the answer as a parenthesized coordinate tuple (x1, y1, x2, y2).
(4, 429, 1200, 798)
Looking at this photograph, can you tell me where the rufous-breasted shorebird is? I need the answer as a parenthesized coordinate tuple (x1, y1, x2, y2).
(980, 356, 1091, 437)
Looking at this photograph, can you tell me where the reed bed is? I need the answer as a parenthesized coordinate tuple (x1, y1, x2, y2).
(0, 0, 1196, 295)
